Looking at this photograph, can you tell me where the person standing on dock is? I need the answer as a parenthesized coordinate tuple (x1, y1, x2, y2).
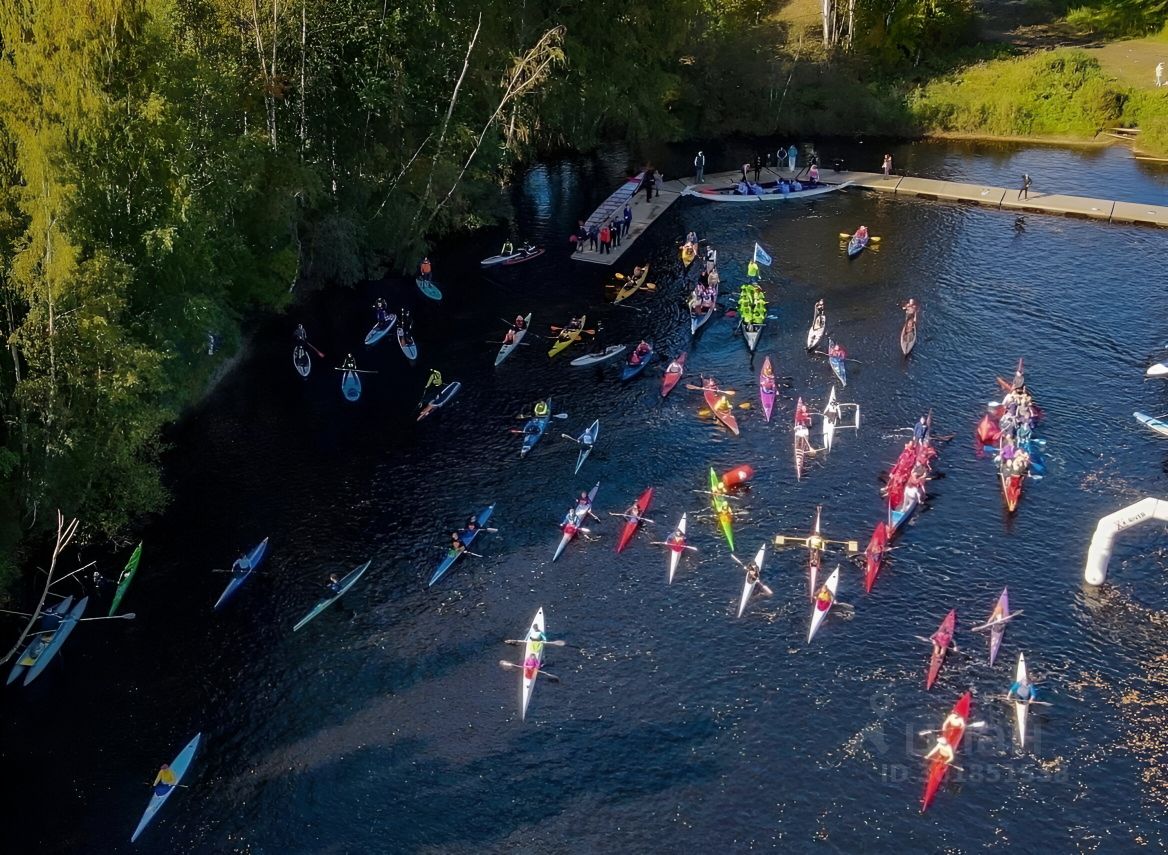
(644, 169, 656, 202)
(622, 203, 632, 237)
(1156, 61, 1164, 87)
(599, 223, 611, 255)
(753, 155, 762, 183)
(694, 150, 705, 182)
(741, 161, 750, 182)
(787, 144, 798, 171)
(610, 217, 622, 248)
(882, 154, 892, 177)
(1018, 173, 1032, 200)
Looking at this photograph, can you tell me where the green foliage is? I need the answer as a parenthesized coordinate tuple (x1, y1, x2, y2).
(1065, 0, 1168, 38)
(1122, 89, 1168, 155)
(855, 0, 980, 72)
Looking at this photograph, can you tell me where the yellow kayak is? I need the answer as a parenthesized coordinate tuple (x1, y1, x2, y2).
(613, 265, 651, 303)
(548, 314, 587, 357)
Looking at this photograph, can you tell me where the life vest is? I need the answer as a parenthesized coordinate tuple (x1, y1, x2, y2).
(534, 401, 549, 416)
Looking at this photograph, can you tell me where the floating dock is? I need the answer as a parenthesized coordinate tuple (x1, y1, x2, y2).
(570, 167, 1168, 266)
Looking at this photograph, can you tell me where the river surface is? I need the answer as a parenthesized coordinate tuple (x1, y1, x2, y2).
(3, 141, 1168, 853)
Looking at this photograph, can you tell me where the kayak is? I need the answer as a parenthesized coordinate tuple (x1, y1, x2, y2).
(703, 377, 739, 435)
(396, 326, 418, 360)
(863, 521, 888, 593)
(416, 277, 443, 300)
(807, 565, 839, 643)
(131, 733, 202, 843)
(364, 314, 397, 346)
(429, 504, 495, 587)
(8, 595, 88, 686)
(1134, 411, 1168, 437)
(553, 482, 599, 561)
(341, 369, 362, 401)
(921, 692, 972, 812)
(495, 313, 531, 366)
(570, 344, 626, 366)
(613, 264, 650, 303)
(520, 398, 553, 457)
(827, 338, 847, 387)
(1014, 652, 1030, 747)
(759, 357, 777, 422)
(548, 315, 586, 358)
(889, 485, 921, 534)
(1001, 468, 1023, 512)
(661, 352, 687, 397)
(847, 231, 869, 258)
(293, 345, 311, 377)
(709, 467, 735, 550)
(926, 609, 957, 690)
(823, 385, 839, 452)
(520, 607, 546, 720)
(417, 381, 461, 422)
(481, 245, 544, 266)
(213, 537, 269, 610)
(620, 343, 654, 381)
(900, 314, 918, 355)
(987, 587, 1010, 665)
(573, 419, 599, 474)
(806, 306, 826, 350)
(690, 284, 718, 335)
(293, 559, 372, 631)
(794, 399, 813, 480)
(616, 487, 653, 553)
(667, 513, 687, 584)
(109, 542, 143, 616)
(736, 543, 767, 618)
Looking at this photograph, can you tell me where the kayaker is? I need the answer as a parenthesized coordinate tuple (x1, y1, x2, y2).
(815, 584, 833, 611)
(152, 763, 179, 796)
(631, 341, 650, 364)
(533, 400, 549, 418)
(528, 625, 547, 655)
(523, 653, 541, 677)
(342, 354, 357, 372)
(715, 395, 732, 415)
(856, 225, 869, 241)
(624, 501, 642, 521)
(668, 528, 685, 548)
(294, 324, 307, 342)
(925, 735, 955, 765)
(745, 562, 773, 597)
(562, 508, 581, 530)
(465, 516, 479, 533)
(501, 240, 514, 256)
(502, 327, 517, 346)
(930, 633, 953, 662)
(829, 341, 847, 360)
(514, 315, 526, 330)
(449, 531, 465, 552)
(419, 257, 433, 281)
(1009, 675, 1036, 703)
(326, 573, 343, 594)
(232, 554, 253, 578)
(795, 399, 811, 427)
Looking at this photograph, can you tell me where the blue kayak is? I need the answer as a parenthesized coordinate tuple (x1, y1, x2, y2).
(213, 537, 269, 610)
(521, 398, 553, 458)
(7, 596, 89, 686)
(429, 504, 495, 586)
(847, 232, 868, 258)
(620, 344, 655, 382)
(132, 733, 202, 842)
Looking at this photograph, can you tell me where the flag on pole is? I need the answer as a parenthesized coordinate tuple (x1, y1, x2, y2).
(753, 242, 773, 267)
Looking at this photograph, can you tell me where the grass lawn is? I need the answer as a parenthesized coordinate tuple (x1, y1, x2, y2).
(1085, 35, 1168, 90)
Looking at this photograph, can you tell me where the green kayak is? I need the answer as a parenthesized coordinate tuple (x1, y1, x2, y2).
(109, 542, 143, 616)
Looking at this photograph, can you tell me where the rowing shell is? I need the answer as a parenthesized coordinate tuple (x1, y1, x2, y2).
(521, 607, 545, 721)
(807, 565, 839, 643)
(736, 543, 767, 618)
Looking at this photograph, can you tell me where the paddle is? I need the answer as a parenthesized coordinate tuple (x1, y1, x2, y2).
(685, 383, 736, 395)
(918, 721, 986, 736)
(498, 660, 561, 682)
(649, 541, 699, 551)
(79, 613, 137, 622)
(607, 512, 655, 524)
(999, 695, 1054, 707)
(837, 233, 882, 242)
(304, 340, 325, 358)
(970, 611, 1024, 632)
(814, 350, 864, 364)
(515, 412, 569, 420)
(145, 782, 191, 789)
(503, 638, 568, 647)
(332, 367, 379, 374)
(486, 340, 531, 346)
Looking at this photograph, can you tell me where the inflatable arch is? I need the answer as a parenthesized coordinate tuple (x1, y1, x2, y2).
(1083, 498, 1168, 585)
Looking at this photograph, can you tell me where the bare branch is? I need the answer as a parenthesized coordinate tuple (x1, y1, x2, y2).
(0, 512, 80, 667)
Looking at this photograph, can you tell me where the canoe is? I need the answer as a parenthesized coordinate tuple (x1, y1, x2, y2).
(616, 487, 653, 553)
(416, 277, 443, 300)
(553, 482, 599, 561)
(495, 313, 531, 366)
(900, 315, 917, 356)
(667, 513, 687, 584)
(131, 733, 202, 843)
(520, 398, 553, 457)
(846, 232, 868, 258)
(364, 314, 397, 346)
(661, 352, 687, 397)
(926, 609, 957, 690)
(1134, 411, 1168, 437)
(807, 565, 840, 643)
(293, 560, 372, 631)
(806, 306, 826, 350)
(827, 339, 847, 387)
(293, 345, 311, 377)
(703, 378, 739, 435)
(743, 322, 764, 353)
(548, 315, 586, 358)
(921, 692, 972, 812)
(864, 521, 888, 593)
(709, 467, 735, 550)
(520, 607, 546, 720)
(1001, 468, 1023, 512)
(613, 264, 650, 303)
(213, 537, 269, 610)
(690, 278, 719, 335)
(759, 357, 777, 422)
(429, 504, 494, 587)
(1014, 652, 1029, 747)
(417, 381, 461, 422)
(988, 587, 1009, 666)
(681, 243, 697, 267)
(481, 245, 544, 267)
(396, 326, 418, 360)
(736, 543, 767, 618)
(620, 343, 655, 382)
(682, 180, 848, 203)
(823, 385, 839, 452)
(570, 344, 626, 366)
(341, 370, 362, 401)
(109, 542, 143, 616)
(8, 596, 89, 686)
(574, 419, 599, 474)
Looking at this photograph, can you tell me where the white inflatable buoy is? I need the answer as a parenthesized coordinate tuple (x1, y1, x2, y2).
(1084, 498, 1168, 584)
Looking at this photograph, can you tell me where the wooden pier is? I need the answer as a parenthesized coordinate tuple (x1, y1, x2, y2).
(570, 167, 1168, 266)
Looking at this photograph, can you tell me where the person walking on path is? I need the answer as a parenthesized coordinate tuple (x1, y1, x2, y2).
(1157, 61, 1164, 88)
(1018, 173, 1032, 200)
(622, 203, 632, 237)
(694, 150, 706, 182)
(882, 154, 893, 177)
(787, 144, 798, 171)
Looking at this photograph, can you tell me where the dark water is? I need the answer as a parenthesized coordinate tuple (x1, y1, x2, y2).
(4, 141, 1168, 853)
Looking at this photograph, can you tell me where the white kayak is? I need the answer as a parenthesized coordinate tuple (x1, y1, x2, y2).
(1015, 652, 1029, 748)
(1134, 411, 1168, 437)
(668, 513, 687, 584)
(823, 385, 839, 452)
(807, 565, 840, 643)
(736, 543, 767, 618)
(806, 307, 826, 350)
(495, 313, 531, 367)
(521, 607, 546, 721)
(570, 344, 626, 367)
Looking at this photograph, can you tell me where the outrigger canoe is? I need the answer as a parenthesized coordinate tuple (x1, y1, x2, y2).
(926, 609, 957, 690)
(807, 565, 839, 643)
(131, 733, 202, 843)
(736, 543, 767, 618)
(616, 487, 653, 553)
(661, 352, 686, 397)
(703, 377, 740, 435)
(520, 607, 546, 720)
(417, 381, 461, 422)
(293, 560, 372, 631)
(553, 483, 598, 561)
(520, 399, 553, 457)
(709, 467, 735, 550)
(364, 314, 397, 346)
(7, 595, 88, 686)
(863, 521, 889, 593)
(109, 541, 143, 616)
(429, 504, 494, 587)
(759, 357, 777, 422)
(570, 344, 626, 366)
(613, 265, 650, 303)
(921, 692, 971, 812)
(213, 537, 269, 610)
(548, 316, 587, 358)
(620, 343, 655, 382)
(495, 313, 531, 367)
(573, 419, 599, 474)
(667, 513, 687, 583)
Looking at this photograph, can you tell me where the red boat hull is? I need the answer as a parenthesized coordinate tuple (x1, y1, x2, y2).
(616, 487, 653, 553)
(921, 692, 972, 811)
(864, 521, 888, 593)
(926, 609, 957, 690)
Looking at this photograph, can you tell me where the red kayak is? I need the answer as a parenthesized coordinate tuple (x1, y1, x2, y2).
(926, 609, 957, 690)
(661, 352, 686, 397)
(864, 520, 889, 593)
(1001, 469, 1023, 512)
(921, 691, 972, 812)
(616, 487, 653, 553)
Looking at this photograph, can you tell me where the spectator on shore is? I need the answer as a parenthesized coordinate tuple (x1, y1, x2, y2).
(694, 150, 705, 182)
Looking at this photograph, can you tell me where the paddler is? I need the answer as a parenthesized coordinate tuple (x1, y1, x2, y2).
(667, 528, 686, 549)
(715, 395, 732, 415)
(341, 353, 357, 372)
(449, 531, 465, 553)
(533, 400, 550, 418)
(231, 554, 253, 578)
(924, 735, 955, 766)
(294, 323, 308, 342)
(855, 225, 869, 241)
(528, 624, 547, 655)
(624, 501, 643, 522)
(152, 763, 179, 796)
(828, 341, 847, 360)
(523, 652, 541, 677)
(562, 507, 581, 530)
(1009, 674, 1037, 704)
(631, 340, 651, 364)
(814, 582, 833, 611)
(419, 256, 433, 281)
(744, 561, 773, 597)
(325, 572, 343, 594)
